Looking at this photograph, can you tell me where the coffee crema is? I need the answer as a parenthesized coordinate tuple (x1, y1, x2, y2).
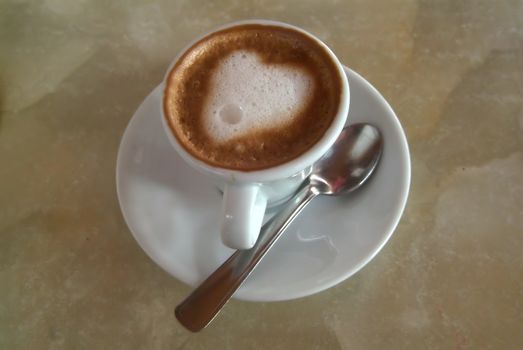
(163, 24, 342, 171)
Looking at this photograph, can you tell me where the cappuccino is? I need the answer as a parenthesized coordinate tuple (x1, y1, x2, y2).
(164, 23, 342, 170)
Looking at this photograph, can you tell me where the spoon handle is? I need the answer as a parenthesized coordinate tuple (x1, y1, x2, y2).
(175, 183, 318, 332)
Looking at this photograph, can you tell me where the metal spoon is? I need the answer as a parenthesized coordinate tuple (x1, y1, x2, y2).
(175, 123, 383, 332)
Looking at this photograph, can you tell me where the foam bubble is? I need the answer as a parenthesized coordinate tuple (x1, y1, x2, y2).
(219, 103, 243, 124)
(203, 50, 314, 142)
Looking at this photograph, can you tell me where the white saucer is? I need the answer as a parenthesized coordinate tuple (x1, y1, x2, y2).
(116, 67, 410, 302)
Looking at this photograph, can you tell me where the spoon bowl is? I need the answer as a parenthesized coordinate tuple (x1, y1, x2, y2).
(311, 124, 382, 195)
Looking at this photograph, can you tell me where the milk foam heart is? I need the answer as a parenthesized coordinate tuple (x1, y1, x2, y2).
(204, 51, 314, 143)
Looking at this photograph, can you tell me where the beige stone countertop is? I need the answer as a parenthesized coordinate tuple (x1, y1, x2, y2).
(1, 1, 522, 349)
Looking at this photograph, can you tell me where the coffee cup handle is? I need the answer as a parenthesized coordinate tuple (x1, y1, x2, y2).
(220, 184, 267, 250)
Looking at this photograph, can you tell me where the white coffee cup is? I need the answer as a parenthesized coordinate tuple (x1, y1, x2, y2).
(161, 20, 350, 249)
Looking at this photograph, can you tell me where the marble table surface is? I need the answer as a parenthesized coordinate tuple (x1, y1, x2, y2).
(1, 1, 522, 349)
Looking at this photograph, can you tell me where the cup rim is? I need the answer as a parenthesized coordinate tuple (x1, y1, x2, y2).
(161, 19, 350, 183)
